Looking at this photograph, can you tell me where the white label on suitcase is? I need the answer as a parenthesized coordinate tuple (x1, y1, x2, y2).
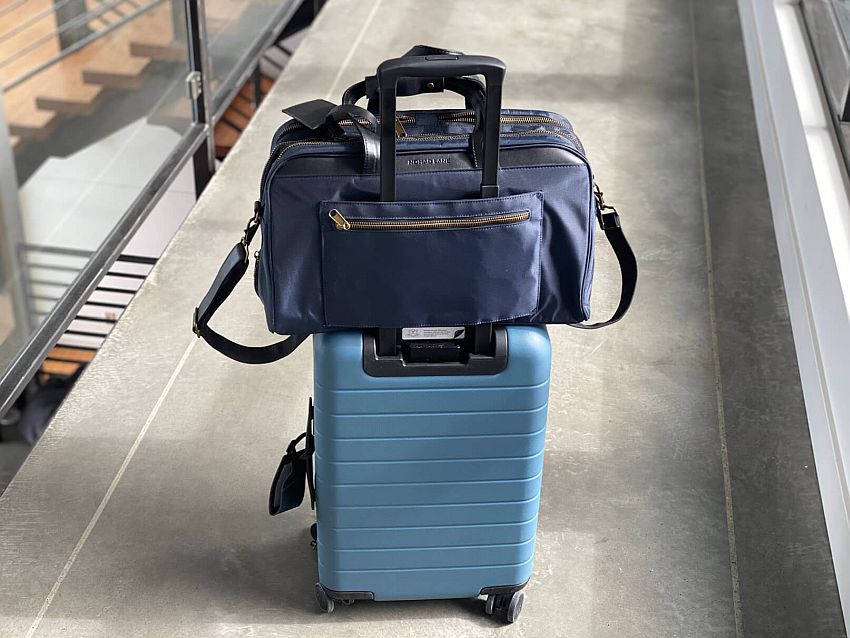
(401, 327, 466, 340)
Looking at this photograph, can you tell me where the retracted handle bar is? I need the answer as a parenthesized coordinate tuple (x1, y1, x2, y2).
(376, 54, 506, 201)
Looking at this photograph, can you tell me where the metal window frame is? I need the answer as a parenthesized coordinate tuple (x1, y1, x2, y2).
(0, 0, 312, 416)
(802, 1, 850, 119)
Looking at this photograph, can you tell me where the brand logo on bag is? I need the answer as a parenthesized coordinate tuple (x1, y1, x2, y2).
(406, 157, 450, 166)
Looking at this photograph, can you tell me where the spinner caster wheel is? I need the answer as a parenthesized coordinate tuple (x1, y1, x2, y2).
(506, 591, 524, 624)
(485, 594, 496, 616)
(314, 582, 334, 613)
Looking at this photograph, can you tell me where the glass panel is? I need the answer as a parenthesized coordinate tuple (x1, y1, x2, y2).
(832, 0, 850, 46)
(0, 0, 193, 372)
(204, 0, 294, 105)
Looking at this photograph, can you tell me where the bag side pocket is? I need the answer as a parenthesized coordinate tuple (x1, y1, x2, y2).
(319, 191, 544, 328)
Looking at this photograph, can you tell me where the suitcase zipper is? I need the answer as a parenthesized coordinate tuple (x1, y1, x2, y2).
(327, 209, 530, 231)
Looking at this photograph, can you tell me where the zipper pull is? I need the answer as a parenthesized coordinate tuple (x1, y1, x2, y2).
(328, 209, 351, 230)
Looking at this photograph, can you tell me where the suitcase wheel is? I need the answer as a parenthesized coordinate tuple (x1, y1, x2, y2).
(314, 583, 334, 613)
(485, 591, 525, 623)
(506, 591, 524, 624)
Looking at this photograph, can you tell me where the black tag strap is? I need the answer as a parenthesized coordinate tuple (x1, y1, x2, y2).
(269, 399, 316, 516)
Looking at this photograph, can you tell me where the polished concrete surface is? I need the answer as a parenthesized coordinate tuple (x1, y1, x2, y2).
(0, 0, 843, 635)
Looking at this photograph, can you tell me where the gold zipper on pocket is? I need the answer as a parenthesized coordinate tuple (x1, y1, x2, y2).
(327, 209, 530, 231)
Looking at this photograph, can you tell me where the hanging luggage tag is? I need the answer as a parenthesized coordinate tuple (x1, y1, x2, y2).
(268, 400, 315, 515)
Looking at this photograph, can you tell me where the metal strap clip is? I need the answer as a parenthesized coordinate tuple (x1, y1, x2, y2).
(593, 183, 621, 230)
(240, 201, 264, 256)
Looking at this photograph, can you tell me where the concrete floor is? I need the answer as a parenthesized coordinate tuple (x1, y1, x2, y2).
(0, 0, 844, 636)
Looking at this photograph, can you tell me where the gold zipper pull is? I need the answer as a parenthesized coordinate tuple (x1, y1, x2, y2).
(328, 208, 351, 230)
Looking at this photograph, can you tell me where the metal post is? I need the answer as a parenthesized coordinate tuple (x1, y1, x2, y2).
(52, 0, 93, 50)
(251, 64, 261, 111)
(184, 0, 215, 195)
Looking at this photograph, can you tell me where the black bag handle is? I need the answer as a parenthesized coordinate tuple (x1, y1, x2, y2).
(341, 77, 485, 114)
(341, 44, 486, 116)
(325, 104, 380, 174)
(376, 54, 506, 200)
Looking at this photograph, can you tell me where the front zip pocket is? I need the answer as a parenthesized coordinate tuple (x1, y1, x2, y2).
(318, 192, 544, 328)
(327, 208, 531, 232)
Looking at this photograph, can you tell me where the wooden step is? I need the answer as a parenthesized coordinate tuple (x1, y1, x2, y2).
(212, 72, 273, 158)
(213, 119, 239, 159)
(34, 45, 107, 114)
(35, 80, 104, 115)
(222, 96, 251, 127)
(3, 86, 58, 139)
(81, 5, 172, 89)
(47, 346, 96, 363)
(82, 44, 150, 89)
(129, 37, 185, 62)
(127, 2, 184, 61)
(4, 33, 111, 134)
(40, 360, 81, 376)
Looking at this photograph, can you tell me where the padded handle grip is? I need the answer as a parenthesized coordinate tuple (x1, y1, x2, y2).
(375, 54, 506, 89)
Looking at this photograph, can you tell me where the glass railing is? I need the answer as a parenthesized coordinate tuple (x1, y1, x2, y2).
(803, 1, 850, 135)
(0, 0, 306, 413)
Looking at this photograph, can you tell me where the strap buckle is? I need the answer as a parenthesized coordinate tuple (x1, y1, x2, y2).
(593, 182, 621, 230)
(240, 201, 264, 258)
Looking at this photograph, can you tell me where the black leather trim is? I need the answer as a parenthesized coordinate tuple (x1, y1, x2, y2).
(274, 145, 586, 176)
(325, 104, 379, 174)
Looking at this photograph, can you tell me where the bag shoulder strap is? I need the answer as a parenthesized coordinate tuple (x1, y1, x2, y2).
(193, 202, 309, 364)
(569, 184, 638, 330)
(193, 190, 637, 363)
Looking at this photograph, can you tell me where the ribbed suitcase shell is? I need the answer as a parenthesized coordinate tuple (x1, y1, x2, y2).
(312, 326, 551, 601)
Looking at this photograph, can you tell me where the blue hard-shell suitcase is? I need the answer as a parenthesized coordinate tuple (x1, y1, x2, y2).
(310, 324, 551, 621)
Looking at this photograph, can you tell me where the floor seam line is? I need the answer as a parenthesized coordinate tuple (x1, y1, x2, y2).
(689, 1, 745, 635)
(25, 337, 198, 638)
(323, 0, 382, 101)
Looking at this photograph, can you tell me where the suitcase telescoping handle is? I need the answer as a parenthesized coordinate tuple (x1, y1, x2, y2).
(376, 54, 506, 201)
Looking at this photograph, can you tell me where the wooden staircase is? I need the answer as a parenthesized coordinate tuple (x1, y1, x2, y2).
(2, 0, 269, 152)
(213, 73, 272, 158)
(1, 0, 167, 143)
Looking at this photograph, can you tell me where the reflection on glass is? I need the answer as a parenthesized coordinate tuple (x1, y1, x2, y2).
(204, 0, 288, 104)
(833, 0, 850, 47)
(0, 0, 193, 373)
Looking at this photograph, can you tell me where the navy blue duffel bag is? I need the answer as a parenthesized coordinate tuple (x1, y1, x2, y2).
(193, 48, 637, 363)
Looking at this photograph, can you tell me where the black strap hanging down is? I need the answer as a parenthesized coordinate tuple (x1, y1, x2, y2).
(269, 399, 315, 515)
(193, 188, 637, 363)
(570, 186, 638, 329)
(192, 202, 309, 364)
